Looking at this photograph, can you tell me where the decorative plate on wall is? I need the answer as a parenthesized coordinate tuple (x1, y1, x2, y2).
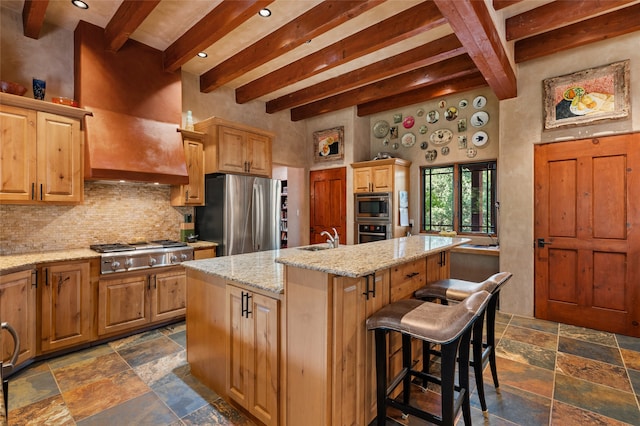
(403, 116, 415, 129)
(472, 95, 487, 109)
(470, 111, 489, 128)
(459, 99, 468, 109)
(471, 131, 489, 147)
(419, 124, 428, 134)
(426, 110, 439, 124)
(401, 132, 416, 147)
(445, 107, 458, 121)
(429, 129, 453, 146)
(373, 120, 390, 138)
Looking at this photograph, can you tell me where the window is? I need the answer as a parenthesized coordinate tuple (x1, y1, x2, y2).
(421, 161, 497, 235)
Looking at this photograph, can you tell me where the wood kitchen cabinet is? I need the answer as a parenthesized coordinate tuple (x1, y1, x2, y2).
(195, 116, 273, 177)
(98, 266, 186, 337)
(227, 284, 279, 426)
(0, 100, 85, 204)
(426, 250, 450, 283)
(40, 261, 92, 353)
(351, 158, 410, 194)
(0, 269, 36, 368)
(171, 129, 205, 206)
(332, 270, 389, 425)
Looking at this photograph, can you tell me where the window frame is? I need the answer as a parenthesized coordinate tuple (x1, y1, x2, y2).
(420, 160, 498, 237)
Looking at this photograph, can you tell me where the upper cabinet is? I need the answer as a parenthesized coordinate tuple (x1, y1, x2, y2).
(0, 94, 90, 205)
(195, 117, 273, 178)
(351, 158, 410, 194)
(171, 129, 205, 206)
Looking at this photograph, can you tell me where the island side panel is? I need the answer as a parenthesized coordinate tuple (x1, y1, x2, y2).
(186, 269, 227, 396)
(284, 266, 332, 426)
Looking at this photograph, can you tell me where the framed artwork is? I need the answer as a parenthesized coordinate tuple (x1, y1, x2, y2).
(313, 126, 344, 162)
(543, 60, 630, 130)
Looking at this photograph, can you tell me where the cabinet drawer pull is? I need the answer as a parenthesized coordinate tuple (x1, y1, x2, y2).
(362, 273, 376, 300)
(405, 272, 419, 278)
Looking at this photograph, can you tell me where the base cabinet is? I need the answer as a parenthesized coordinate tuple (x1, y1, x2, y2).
(40, 261, 92, 352)
(0, 269, 36, 368)
(98, 267, 186, 337)
(227, 284, 279, 426)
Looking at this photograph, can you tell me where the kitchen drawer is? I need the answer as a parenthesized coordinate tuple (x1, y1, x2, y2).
(390, 258, 426, 302)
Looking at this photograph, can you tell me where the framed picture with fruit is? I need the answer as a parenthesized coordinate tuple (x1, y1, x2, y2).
(313, 126, 344, 162)
(542, 60, 629, 130)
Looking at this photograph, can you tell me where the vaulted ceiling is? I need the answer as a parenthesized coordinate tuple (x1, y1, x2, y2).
(9, 0, 640, 121)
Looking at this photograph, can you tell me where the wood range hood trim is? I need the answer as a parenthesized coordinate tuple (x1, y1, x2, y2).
(75, 20, 188, 185)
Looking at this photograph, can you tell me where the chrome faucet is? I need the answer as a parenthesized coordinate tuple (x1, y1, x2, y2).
(320, 230, 335, 248)
(320, 228, 340, 248)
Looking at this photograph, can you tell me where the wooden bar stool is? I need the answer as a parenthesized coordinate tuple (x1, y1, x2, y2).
(414, 272, 513, 414)
(366, 290, 492, 426)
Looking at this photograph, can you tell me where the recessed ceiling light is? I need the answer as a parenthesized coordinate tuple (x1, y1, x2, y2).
(197, 52, 208, 58)
(71, 0, 89, 10)
(258, 8, 271, 17)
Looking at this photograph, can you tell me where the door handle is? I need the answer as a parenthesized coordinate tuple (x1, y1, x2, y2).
(537, 238, 552, 248)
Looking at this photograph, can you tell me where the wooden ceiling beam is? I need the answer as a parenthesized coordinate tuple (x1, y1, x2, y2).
(515, 3, 640, 63)
(506, 0, 636, 41)
(22, 0, 48, 39)
(236, 1, 447, 104)
(290, 55, 477, 121)
(434, 0, 516, 100)
(266, 34, 465, 114)
(104, 0, 161, 52)
(358, 72, 487, 117)
(492, 0, 523, 11)
(200, 0, 384, 93)
(163, 0, 274, 73)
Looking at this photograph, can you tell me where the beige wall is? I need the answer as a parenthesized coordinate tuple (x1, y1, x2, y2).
(368, 86, 500, 235)
(499, 31, 640, 316)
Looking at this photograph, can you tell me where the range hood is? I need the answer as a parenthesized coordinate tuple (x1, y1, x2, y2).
(75, 21, 188, 185)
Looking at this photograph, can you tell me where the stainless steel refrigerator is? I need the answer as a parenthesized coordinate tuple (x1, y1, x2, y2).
(195, 174, 281, 256)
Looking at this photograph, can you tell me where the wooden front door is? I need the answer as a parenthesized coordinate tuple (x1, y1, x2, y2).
(310, 167, 347, 244)
(534, 133, 640, 337)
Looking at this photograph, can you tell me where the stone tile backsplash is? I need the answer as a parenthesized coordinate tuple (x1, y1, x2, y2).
(0, 181, 193, 255)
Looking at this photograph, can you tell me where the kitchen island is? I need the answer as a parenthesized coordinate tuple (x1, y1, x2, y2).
(182, 235, 469, 426)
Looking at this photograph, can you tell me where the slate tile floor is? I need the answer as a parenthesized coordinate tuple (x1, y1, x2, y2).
(7, 314, 640, 425)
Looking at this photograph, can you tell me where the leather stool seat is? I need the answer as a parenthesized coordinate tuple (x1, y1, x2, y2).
(367, 290, 492, 426)
(414, 272, 513, 414)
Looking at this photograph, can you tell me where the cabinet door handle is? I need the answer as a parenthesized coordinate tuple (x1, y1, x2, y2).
(31, 182, 35, 200)
(245, 293, 252, 318)
(362, 273, 376, 300)
(241, 291, 252, 318)
(40, 183, 43, 200)
(185, 190, 189, 203)
(438, 251, 446, 266)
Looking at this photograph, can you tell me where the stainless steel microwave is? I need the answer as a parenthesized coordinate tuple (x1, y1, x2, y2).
(355, 193, 391, 221)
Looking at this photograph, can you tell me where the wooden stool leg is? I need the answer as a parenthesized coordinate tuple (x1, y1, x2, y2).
(486, 293, 500, 389)
(458, 328, 472, 426)
(402, 334, 412, 405)
(473, 310, 488, 412)
(439, 339, 459, 425)
(375, 329, 388, 426)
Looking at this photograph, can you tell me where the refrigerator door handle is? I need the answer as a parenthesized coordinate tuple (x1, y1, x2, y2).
(252, 184, 262, 251)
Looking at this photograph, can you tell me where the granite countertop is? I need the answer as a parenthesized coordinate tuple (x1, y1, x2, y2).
(276, 235, 470, 278)
(182, 249, 284, 294)
(0, 249, 100, 275)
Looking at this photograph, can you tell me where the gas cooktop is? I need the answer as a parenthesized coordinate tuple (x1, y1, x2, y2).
(90, 240, 187, 253)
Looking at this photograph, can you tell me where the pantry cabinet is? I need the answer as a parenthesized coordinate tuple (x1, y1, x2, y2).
(195, 116, 273, 177)
(0, 269, 36, 368)
(98, 266, 186, 336)
(227, 284, 279, 426)
(0, 98, 86, 204)
(171, 129, 205, 206)
(40, 261, 92, 352)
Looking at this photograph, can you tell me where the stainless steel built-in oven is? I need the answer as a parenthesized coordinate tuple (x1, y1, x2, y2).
(357, 223, 391, 244)
(355, 193, 391, 221)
